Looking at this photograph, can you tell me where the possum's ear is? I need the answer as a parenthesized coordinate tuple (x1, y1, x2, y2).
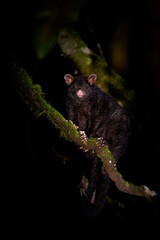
(87, 74, 97, 85)
(64, 74, 74, 85)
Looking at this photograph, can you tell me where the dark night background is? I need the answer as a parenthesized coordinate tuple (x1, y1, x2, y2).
(3, 0, 160, 237)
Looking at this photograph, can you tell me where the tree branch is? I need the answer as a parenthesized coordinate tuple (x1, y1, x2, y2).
(12, 62, 157, 200)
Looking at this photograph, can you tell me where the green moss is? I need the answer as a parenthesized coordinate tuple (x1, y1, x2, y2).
(44, 107, 80, 141)
(13, 63, 81, 143)
(87, 137, 98, 144)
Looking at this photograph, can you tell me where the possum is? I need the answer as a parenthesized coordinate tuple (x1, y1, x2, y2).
(64, 73, 131, 217)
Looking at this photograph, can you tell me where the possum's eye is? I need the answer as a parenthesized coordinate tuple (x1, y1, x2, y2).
(73, 85, 77, 89)
(84, 85, 88, 89)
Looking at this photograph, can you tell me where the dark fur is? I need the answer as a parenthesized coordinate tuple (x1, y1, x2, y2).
(65, 74, 131, 217)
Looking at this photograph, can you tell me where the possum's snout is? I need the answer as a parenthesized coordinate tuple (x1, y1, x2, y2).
(76, 89, 84, 98)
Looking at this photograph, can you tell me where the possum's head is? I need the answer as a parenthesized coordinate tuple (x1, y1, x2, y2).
(64, 74, 97, 100)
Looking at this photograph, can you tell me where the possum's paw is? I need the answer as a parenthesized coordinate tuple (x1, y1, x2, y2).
(96, 137, 106, 148)
(79, 130, 88, 142)
(78, 176, 89, 197)
(68, 120, 79, 129)
(78, 176, 97, 204)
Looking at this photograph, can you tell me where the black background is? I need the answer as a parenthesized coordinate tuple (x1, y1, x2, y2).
(3, 0, 160, 237)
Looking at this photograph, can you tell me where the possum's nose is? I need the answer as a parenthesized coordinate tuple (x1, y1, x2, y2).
(76, 89, 84, 98)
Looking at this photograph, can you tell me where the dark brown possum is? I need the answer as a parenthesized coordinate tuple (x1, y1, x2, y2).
(64, 73, 131, 217)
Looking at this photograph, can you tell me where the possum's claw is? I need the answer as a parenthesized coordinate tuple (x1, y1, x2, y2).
(96, 137, 106, 148)
(68, 120, 79, 129)
(79, 130, 88, 142)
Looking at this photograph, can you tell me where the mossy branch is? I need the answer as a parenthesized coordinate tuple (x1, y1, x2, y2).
(12, 62, 157, 200)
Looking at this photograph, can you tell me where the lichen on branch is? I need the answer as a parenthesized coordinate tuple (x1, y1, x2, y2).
(12, 62, 157, 201)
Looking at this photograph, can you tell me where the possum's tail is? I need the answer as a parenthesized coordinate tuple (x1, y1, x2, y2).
(79, 156, 110, 217)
